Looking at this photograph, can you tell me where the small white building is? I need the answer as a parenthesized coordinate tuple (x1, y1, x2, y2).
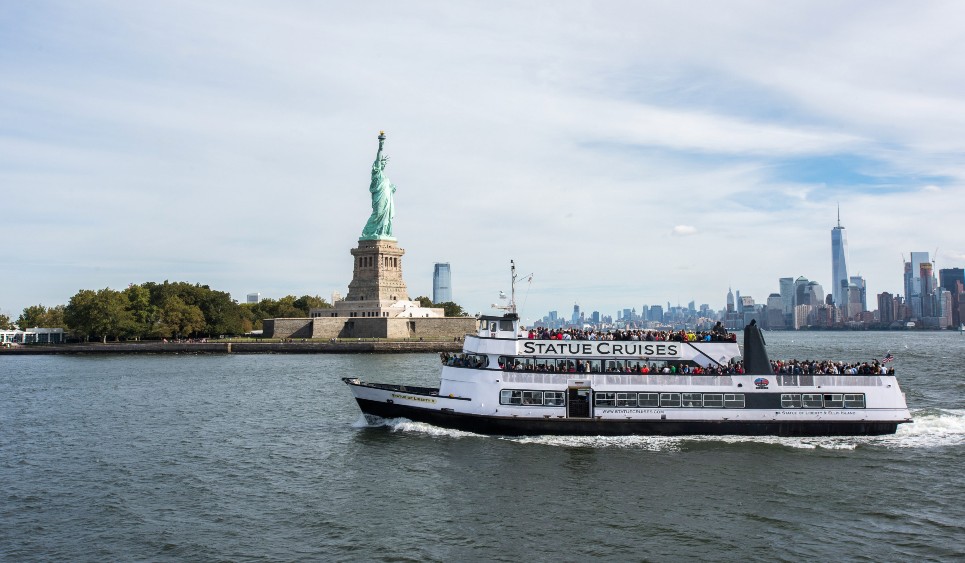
(0, 327, 66, 344)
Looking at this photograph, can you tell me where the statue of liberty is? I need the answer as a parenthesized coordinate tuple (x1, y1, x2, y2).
(360, 131, 396, 240)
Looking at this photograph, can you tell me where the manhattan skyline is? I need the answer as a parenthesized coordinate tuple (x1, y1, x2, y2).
(2, 2, 964, 322)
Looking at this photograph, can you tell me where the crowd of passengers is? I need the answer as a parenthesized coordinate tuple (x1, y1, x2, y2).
(771, 359, 895, 375)
(502, 359, 747, 375)
(526, 322, 736, 343)
(439, 352, 895, 375)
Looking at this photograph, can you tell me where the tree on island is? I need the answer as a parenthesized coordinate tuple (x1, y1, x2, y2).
(17, 304, 66, 330)
(0, 312, 14, 330)
(21, 282, 334, 341)
(414, 296, 467, 317)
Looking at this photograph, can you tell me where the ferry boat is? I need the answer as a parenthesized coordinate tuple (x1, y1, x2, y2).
(343, 264, 913, 437)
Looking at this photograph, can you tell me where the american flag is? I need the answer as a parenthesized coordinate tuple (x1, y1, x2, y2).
(882, 353, 894, 363)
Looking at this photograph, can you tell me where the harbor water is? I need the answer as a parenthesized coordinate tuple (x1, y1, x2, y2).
(2, 331, 964, 561)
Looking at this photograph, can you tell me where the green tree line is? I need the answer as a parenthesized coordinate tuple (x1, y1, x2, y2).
(5, 281, 332, 342)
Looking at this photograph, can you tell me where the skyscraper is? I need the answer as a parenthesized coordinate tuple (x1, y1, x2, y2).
(849, 275, 867, 311)
(831, 206, 849, 309)
(779, 277, 794, 315)
(939, 267, 965, 327)
(908, 252, 930, 318)
(432, 263, 452, 303)
(877, 292, 895, 325)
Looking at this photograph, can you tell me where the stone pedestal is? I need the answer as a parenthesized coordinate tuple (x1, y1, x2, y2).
(332, 239, 409, 316)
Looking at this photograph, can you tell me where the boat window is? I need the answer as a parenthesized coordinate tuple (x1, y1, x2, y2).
(723, 394, 745, 408)
(703, 394, 723, 408)
(500, 390, 522, 405)
(823, 394, 844, 408)
(544, 391, 565, 406)
(616, 393, 636, 407)
(844, 394, 865, 408)
(681, 393, 702, 407)
(499, 320, 515, 331)
(638, 393, 659, 407)
(802, 394, 823, 408)
(660, 393, 681, 407)
(781, 394, 802, 408)
(489, 322, 497, 333)
(468, 354, 489, 368)
(522, 391, 543, 405)
(586, 359, 603, 373)
(605, 361, 622, 373)
(595, 392, 616, 407)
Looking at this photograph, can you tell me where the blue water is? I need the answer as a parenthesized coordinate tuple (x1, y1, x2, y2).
(2, 332, 964, 561)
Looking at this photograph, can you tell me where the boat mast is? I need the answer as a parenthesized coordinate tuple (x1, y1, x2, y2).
(510, 260, 517, 315)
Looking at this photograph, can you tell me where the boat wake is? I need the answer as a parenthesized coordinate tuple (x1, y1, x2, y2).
(354, 409, 965, 450)
(354, 414, 483, 438)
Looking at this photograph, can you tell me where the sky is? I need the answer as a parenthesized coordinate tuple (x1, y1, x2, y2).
(2, 1, 964, 324)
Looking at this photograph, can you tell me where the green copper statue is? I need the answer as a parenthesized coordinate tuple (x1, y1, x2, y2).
(360, 131, 396, 240)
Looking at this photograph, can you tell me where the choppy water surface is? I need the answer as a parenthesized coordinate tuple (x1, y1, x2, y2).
(2, 332, 964, 561)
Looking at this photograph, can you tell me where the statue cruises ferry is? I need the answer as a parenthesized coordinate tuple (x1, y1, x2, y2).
(343, 268, 912, 437)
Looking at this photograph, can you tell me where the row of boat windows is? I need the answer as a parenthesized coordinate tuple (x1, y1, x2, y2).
(499, 390, 566, 406)
(782, 393, 866, 408)
(596, 392, 746, 409)
(498, 391, 868, 409)
(499, 390, 746, 408)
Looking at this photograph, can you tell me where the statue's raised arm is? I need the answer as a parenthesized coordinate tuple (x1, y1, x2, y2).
(361, 131, 397, 240)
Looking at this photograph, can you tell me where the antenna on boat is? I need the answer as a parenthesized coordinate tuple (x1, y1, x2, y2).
(493, 260, 531, 316)
(510, 260, 517, 314)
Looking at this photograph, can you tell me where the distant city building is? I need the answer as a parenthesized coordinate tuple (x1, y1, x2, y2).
(938, 289, 953, 328)
(849, 275, 867, 312)
(877, 292, 896, 325)
(920, 262, 936, 317)
(765, 293, 785, 329)
(831, 207, 850, 310)
(649, 305, 664, 323)
(246, 293, 261, 304)
(779, 277, 794, 315)
(939, 267, 964, 327)
(907, 251, 930, 318)
(726, 287, 734, 313)
(331, 290, 342, 304)
(432, 262, 452, 303)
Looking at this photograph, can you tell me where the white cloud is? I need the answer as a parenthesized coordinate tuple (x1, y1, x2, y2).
(671, 225, 698, 237)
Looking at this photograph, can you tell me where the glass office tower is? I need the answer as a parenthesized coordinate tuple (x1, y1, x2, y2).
(432, 263, 452, 304)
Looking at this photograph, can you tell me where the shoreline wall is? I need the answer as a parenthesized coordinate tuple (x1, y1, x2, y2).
(0, 341, 463, 355)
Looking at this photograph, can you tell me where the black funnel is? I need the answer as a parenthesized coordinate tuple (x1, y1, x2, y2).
(742, 319, 773, 375)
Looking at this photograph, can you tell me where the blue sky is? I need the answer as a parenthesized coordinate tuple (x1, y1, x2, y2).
(2, 1, 964, 323)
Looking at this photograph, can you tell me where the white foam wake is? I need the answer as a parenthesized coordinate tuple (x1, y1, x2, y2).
(883, 408, 965, 448)
(354, 414, 482, 438)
